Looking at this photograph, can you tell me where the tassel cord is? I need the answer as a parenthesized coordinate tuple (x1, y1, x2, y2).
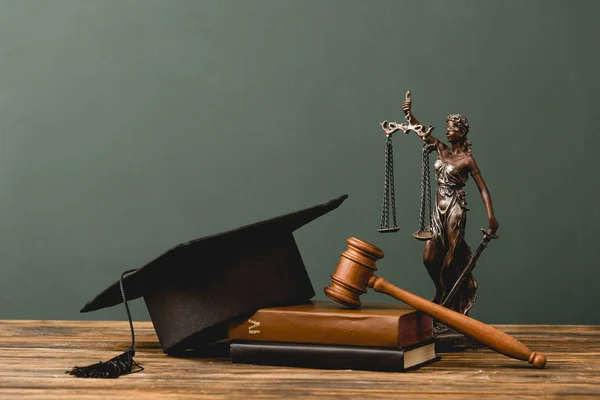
(120, 268, 138, 350)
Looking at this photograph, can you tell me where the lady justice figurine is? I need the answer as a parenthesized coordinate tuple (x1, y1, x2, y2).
(380, 91, 499, 331)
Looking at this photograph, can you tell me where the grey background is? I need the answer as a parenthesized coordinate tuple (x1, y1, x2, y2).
(0, 0, 598, 324)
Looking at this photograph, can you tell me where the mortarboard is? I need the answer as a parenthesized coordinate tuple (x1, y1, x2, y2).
(69, 194, 348, 377)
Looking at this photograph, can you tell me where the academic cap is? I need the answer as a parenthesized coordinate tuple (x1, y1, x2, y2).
(80, 194, 348, 354)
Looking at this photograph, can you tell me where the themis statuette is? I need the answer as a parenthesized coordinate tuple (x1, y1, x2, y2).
(379, 90, 499, 325)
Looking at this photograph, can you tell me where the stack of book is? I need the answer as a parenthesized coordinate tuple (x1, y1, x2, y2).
(227, 301, 438, 372)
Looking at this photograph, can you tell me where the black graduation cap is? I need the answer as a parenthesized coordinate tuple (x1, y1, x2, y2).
(68, 195, 347, 377)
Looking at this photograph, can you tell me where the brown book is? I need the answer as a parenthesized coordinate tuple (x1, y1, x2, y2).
(228, 301, 433, 348)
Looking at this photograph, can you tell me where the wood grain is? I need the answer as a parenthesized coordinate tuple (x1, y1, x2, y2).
(0, 321, 598, 399)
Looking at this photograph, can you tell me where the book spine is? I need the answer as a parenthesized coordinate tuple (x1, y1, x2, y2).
(230, 342, 436, 372)
(228, 310, 432, 348)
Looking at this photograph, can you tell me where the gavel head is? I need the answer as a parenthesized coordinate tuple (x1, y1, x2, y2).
(324, 237, 384, 309)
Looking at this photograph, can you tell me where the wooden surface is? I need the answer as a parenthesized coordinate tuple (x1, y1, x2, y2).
(0, 321, 598, 399)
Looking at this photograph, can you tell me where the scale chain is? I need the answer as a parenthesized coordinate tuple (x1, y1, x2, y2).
(388, 138, 397, 229)
(379, 136, 398, 231)
(418, 144, 427, 232)
(426, 148, 432, 229)
(417, 142, 434, 233)
(379, 137, 391, 230)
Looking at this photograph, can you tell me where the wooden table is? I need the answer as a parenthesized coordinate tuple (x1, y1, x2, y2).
(0, 321, 598, 399)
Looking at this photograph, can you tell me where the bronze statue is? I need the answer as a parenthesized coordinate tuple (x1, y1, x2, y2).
(382, 91, 499, 322)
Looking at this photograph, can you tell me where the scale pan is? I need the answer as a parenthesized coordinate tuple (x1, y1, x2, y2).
(378, 227, 400, 233)
(413, 229, 435, 241)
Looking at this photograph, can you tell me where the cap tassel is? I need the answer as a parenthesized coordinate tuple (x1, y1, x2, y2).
(66, 347, 141, 378)
(67, 269, 144, 378)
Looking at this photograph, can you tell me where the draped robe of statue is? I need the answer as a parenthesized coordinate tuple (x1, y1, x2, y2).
(430, 153, 477, 315)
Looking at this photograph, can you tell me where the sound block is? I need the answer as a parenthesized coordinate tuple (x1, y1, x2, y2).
(433, 321, 485, 352)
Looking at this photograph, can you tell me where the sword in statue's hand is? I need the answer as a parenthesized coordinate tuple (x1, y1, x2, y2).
(441, 228, 499, 308)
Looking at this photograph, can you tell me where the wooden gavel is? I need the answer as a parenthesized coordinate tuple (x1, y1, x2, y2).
(324, 237, 547, 368)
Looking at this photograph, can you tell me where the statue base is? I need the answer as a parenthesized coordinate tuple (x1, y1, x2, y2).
(433, 321, 485, 352)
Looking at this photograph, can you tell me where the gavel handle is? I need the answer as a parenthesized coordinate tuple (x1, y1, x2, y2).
(368, 275, 547, 368)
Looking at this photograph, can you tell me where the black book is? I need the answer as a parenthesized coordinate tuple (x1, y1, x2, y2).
(230, 339, 438, 372)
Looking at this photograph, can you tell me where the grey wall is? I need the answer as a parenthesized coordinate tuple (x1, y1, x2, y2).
(1, 0, 598, 324)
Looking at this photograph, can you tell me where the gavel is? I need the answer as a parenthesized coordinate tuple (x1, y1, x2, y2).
(324, 237, 547, 368)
